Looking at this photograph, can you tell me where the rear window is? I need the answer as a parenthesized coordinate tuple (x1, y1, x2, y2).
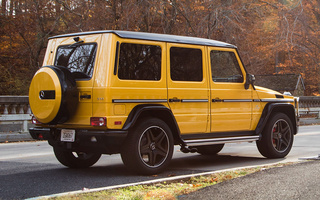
(55, 43, 97, 79)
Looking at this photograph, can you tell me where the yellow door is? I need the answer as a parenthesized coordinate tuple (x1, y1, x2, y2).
(167, 43, 210, 134)
(209, 47, 252, 132)
(107, 39, 167, 128)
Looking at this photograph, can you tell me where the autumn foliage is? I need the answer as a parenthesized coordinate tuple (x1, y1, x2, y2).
(0, 0, 319, 95)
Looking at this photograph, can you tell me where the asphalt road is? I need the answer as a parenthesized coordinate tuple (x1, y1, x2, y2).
(0, 125, 319, 199)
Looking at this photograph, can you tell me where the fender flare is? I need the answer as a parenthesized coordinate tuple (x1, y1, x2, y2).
(122, 104, 183, 144)
(255, 103, 298, 135)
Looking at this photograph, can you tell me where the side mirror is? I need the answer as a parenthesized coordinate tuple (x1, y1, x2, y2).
(245, 74, 255, 90)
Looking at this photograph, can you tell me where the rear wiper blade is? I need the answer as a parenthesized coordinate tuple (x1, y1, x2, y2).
(68, 40, 84, 48)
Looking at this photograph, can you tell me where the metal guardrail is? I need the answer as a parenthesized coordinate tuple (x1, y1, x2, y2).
(298, 96, 320, 119)
(0, 96, 32, 133)
(298, 96, 320, 108)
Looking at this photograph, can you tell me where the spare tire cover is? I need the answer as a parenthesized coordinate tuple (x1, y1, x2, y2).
(29, 66, 78, 124)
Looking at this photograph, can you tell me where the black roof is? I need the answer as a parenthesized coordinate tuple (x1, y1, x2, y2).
(49, 30, 236, 48)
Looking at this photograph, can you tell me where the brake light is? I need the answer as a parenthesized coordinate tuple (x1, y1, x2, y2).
(38, 134, 44, 140)
(32, 116, 41, 124)
(90, 117, 106, 126)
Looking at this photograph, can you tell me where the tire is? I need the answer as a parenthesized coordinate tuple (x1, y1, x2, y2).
(29, 65, 78, 124)
(196, 144, 224, 155)
(121, 118, 174, 175)
(256, 113, 294, 158)
(53, 148, 101, 168)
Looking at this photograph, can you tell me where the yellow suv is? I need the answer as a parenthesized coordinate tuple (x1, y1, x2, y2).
(29, 31, 298, 175)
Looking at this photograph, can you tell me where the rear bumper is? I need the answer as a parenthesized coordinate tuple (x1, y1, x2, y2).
(29, 127, 128, 154)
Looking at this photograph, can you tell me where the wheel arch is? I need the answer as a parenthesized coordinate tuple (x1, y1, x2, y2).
(122, 104, 183, 145)
(255, 103, 298, 136)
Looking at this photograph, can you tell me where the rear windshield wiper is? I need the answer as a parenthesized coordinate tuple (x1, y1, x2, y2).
(68, 36, 84, 48)
(68, 40, 84, 48)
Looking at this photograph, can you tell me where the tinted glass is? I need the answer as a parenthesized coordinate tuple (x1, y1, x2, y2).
(170, 47, 203, 81)
(55, 43, 97, 79)
(210, 50, 243, 83)
(118, 43, 161, 80)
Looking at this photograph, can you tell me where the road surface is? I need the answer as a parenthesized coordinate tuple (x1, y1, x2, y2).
(0, 125, 319, 199)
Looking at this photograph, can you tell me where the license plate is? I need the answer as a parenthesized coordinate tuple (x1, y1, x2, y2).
(61, 129, 75, 142)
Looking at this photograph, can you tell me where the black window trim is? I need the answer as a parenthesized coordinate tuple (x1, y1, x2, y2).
(114, 41, 120, 75)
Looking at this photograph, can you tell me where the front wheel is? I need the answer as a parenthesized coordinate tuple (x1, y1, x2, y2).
(121, 118, 174, 175)
(53, 148, 101, 168)
(256, 113, 294, 158)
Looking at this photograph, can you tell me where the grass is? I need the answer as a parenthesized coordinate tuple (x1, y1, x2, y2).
(50, 162, 296, 200)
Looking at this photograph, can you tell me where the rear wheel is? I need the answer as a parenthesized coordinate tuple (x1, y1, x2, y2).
(53, 148, 101, 168)
(196, 144, 224, 155)
(121, 118, 174, 175)
(256, 113, 294, 158)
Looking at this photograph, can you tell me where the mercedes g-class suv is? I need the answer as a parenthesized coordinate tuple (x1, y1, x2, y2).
(29, 31, 298, 175)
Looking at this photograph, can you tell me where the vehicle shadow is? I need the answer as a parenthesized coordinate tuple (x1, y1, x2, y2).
(169, 153, 286, 172)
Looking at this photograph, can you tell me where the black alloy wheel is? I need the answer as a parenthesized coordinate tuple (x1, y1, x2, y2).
(257, 113, 294, 158)
(121, 118, 174, 175)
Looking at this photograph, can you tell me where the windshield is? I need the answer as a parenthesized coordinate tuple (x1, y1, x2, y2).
(54, 43, 97, 79)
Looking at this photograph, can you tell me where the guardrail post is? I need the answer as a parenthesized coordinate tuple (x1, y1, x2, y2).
(23, 120, 28, 133)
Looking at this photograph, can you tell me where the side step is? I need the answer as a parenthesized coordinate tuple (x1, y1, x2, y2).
(183, 135, 260, 147)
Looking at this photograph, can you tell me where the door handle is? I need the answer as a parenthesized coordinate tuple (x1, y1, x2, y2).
(212, 98, 223, 102)
(80, 95, 91, 99)
(169, 98, 181, 102)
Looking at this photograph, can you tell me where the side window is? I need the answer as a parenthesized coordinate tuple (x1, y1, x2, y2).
(118, 43, 161, 81)
(210, 50, 244, 83)
(170, 47, 203, 82)
(55, 43, 97, 79)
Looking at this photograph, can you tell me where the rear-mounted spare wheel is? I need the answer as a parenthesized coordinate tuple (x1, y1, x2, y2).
(29, 65, 78, 124)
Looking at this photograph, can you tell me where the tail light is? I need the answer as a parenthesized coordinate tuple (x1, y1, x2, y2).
(32, 116, 42, 125)
(90, 117, 106, 126)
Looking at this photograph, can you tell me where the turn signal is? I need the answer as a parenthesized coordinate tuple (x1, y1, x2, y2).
(90, 117, 106, 126)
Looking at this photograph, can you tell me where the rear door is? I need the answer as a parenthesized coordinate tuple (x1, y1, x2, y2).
(167, 43, 210, 134)
(107, 39, 167, 128)
(53, 34, 102, 125)
(208, 47, 253, 132)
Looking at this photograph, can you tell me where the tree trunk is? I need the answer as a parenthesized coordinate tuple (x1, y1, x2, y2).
(1, 0, 7, 16)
